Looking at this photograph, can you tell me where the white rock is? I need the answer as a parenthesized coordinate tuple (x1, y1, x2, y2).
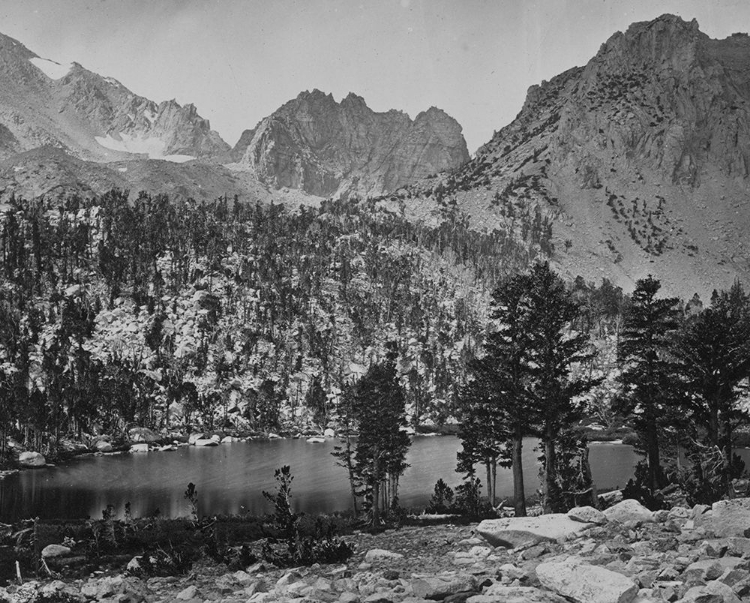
(210, 434, 221, 442)
(194, 439, 219, 447)
(126, 556, 141, 572)
(18, 451, 46, 467)
(307, 437, 326, 443)
(188, 433, 205, 445)
(364, 549, 404, 561)
(94, 440, 113, 452)
(695, 498, 750, 537)
(128, 427, 160, 443)
(603, 499, 654, 524)
(568, 505, 607, 525)
(411, 574, 477, 599)
(324, 428, 335, 437)
(176, 585, 198, 600)
(477, 514, 593, 548)
(129, 443, 149, 453)
(41, 544, 71, 558)
(537, 559, 639, 603)
(471, 585, 568, 602)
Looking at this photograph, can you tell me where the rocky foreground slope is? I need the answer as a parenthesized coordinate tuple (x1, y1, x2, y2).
(7, 497, 750, 603)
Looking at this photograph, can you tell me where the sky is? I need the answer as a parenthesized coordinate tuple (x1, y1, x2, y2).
(1, 0, 750, 154)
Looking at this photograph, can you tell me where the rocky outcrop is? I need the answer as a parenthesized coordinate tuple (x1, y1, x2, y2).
(476, 514, 594, 548)
(232, 89, 469, 198)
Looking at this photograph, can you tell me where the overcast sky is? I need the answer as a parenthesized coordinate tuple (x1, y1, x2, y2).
(1, 0, 749, 153)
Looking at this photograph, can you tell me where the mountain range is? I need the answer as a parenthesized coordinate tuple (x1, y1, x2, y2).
(1, 15, 750, 297)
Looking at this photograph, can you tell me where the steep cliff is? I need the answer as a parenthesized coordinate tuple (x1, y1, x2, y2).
(399, 15, 750, 299)
(232, 90, 470, 197)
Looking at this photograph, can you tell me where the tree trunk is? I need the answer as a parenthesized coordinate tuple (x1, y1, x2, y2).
(543, 424, 556, 514)
(371, 452, 381, 527)
(721, 416, 734, 498)
(343, 434, 358, 515)
(646, 419, 662, 492)
(485, 461, 493, 506)
(491, 461, 497, 508)
(512, 432, 527, 517)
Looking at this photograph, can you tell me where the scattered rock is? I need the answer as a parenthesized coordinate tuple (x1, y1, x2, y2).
(695, 498, 750, 538)
(128, 426, 160, 443)
(599, 490, 624, 506)
(176, 584, 198, 600)
(194, 438, 219, 446)
(41, 544, 72, 558)
(411, 574, 477, 600)
(18, 451, 46, 467)
(470, 585, 568, 602)
(603, 499, 654, 524)
(568, 505, 608, 525)
(94, 439, 113, 452)
(188, 432, 206, 445)
(477, 514, 593, 548)
(537, 558, 639, 603)
(364, 549, 404, 561)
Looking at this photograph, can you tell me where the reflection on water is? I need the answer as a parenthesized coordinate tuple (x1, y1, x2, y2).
(0, 436, 641, 521)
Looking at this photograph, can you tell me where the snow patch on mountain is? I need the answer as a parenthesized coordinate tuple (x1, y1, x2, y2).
(29, 57, 72, 80)
(95, 132, 195, 163)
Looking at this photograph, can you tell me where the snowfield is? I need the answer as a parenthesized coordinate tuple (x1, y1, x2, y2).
(94, 132, 195, 163)
(29, 57, 72, 80)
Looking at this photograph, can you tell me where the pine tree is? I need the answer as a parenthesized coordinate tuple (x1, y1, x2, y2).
(616, 275, 681, 493)
(673, 282, 750, 496)
(458, 271, 533, 515)
(525, 263, 598, 513)
(350, 343, 410, 525)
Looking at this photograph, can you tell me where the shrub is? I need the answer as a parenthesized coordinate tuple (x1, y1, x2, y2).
(131, 544, 196, 577)
(426, 479, 455, 514)
(452, 477, 484, 518)
(261, 466, 353, 567)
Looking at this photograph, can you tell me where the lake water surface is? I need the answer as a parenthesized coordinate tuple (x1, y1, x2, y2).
(0, 436, 642, 521)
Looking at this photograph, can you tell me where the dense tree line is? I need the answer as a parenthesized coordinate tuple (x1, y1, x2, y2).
(0, 189, 548, 456)
(458, 266, 750, 513)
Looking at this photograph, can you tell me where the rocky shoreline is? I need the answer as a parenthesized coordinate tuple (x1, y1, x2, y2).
(5, 496, 750, 603)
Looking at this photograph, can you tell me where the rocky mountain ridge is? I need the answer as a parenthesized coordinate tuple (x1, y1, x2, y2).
(231, 89, 470, 198)
(0, 32, 229, 163)
(395, 15, 750, 299)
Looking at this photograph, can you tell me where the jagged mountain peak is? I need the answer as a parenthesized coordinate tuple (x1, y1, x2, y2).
(232, 89, 469, 198)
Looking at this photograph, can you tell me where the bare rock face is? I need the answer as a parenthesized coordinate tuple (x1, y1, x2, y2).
(406, 14, 750, 299)
(0, 31, 230, 162)
(232, 90, 469, 198)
